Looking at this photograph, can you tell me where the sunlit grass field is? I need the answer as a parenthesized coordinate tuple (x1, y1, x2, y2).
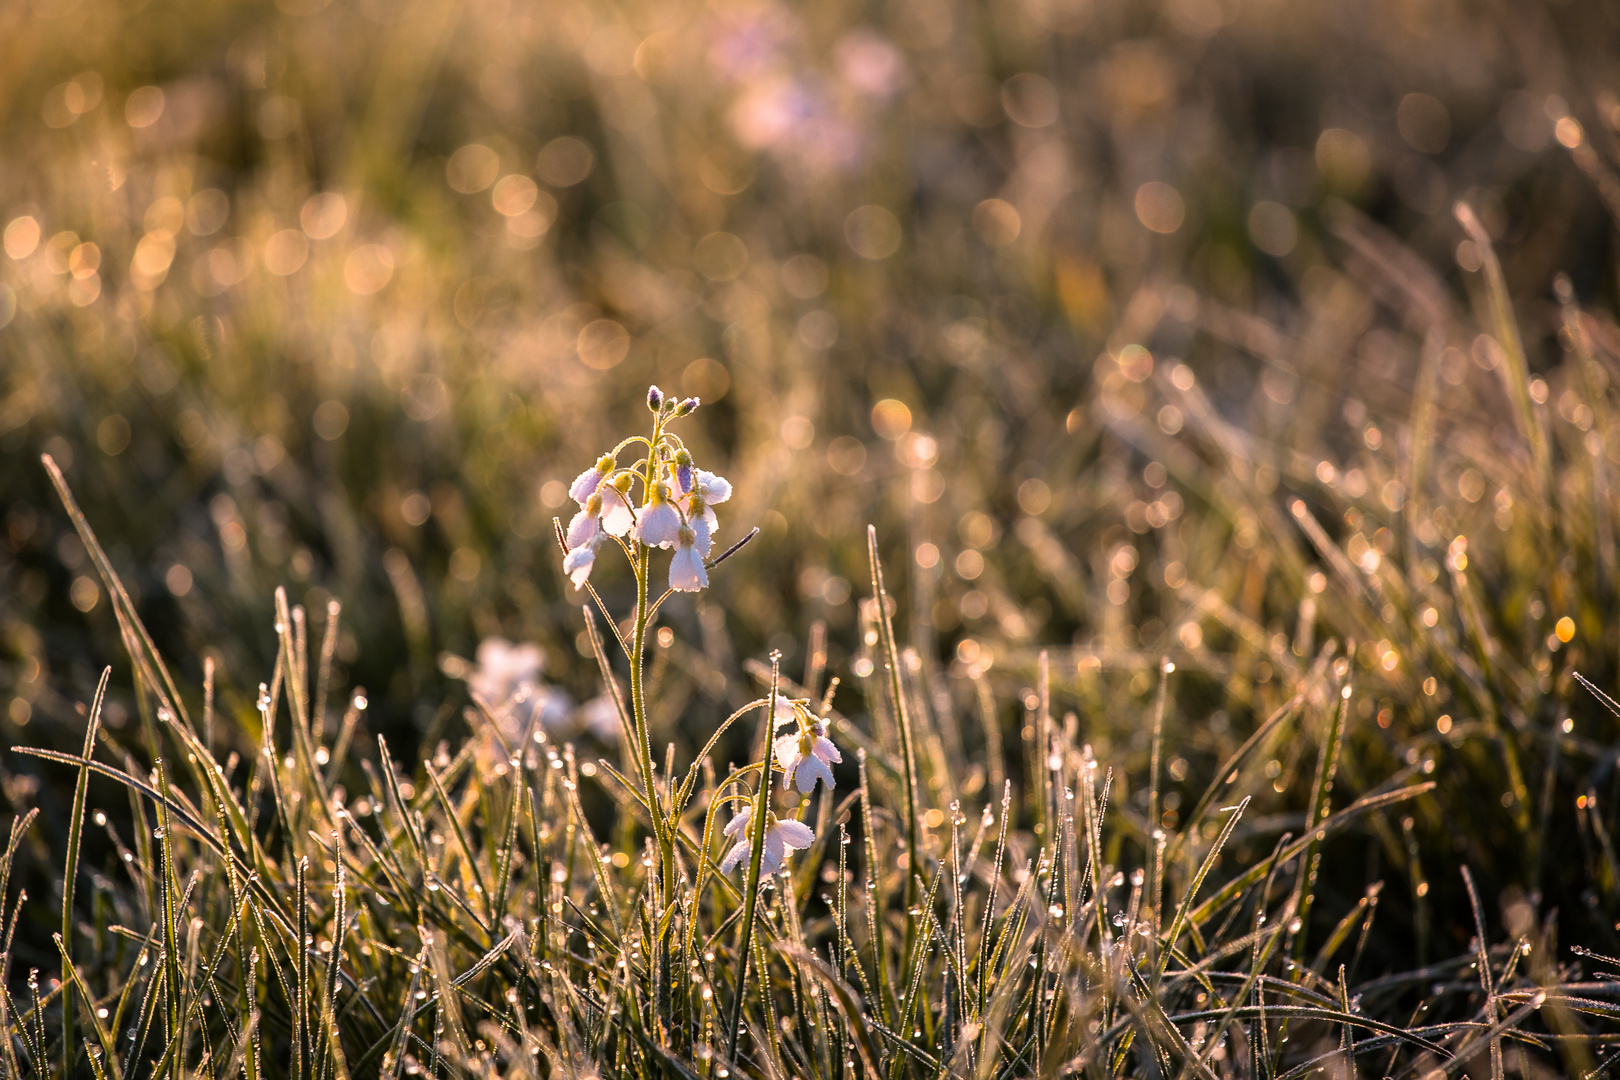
(6, 0, 1620, 1074)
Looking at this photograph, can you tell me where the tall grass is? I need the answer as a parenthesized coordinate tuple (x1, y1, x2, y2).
(8, 0, 1620, 1074)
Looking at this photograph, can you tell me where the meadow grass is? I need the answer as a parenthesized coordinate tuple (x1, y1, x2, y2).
(7, 0, 1620, 1075)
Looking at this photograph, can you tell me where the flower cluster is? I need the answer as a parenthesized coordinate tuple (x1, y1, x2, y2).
(560, 387, 731, 594)
(718, 696, 841, 877)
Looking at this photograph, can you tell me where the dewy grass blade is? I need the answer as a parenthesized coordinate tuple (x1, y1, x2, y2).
(60, 665, 108, 1080)
(867, 526, 922, 937)
(726, 653, 781, 1063)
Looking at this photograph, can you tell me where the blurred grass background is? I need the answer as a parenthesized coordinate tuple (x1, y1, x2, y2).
(6, 0, 1620, 986)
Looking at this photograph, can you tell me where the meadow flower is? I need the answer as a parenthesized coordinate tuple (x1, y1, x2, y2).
(773, 718, 840, 793)
(466, 638, 571, 744)
(679, 468, 731, 531)
(598, 482, 636, 536)
(669, 524, 709, 592)
(468, 638, 544, 706)
(566, 495, 603, 548)
(563, 534, 602, 589)
(570, 454, 615, 505)
(720, 805, 815, 874)
(634, 483, 682, 548)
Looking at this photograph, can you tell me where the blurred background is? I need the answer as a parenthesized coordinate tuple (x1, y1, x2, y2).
(5, 0, 1620, 968)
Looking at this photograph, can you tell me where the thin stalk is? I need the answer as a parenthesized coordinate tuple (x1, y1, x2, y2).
(866, 526, 921, 951)
(727, 654, 783, 1063)
(62, 667, 109, 1080)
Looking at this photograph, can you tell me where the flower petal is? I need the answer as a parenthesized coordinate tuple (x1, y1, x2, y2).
(762, 831, 786, 874)
(814, 736, 842, 765)
(569, 465, 604, 505)
(698, 470, 733, 504)
(774, 820, 815, 849)
(774, 734, 801, 772)
(669, 546, 709, 592)
(600, 488, 635, 536)
(566, 509, 600, 549)
(720, 838, 750, 874)
(723, 805, 753, 837)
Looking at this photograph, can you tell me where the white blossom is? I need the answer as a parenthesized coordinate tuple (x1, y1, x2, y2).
(563, 535, 602, 589)
(569, 455, 614, 506)
(773, 721, 841, 794)
(720, 805, 816, 874)
(635, 485, 683, 548)
(598, 485, 636, 537)
(669, 524, 709, 592)
(566, 502, 602, 549)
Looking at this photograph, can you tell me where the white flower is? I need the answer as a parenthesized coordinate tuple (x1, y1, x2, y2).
(773, 721, 841, 794)
(719, 805, 816, 874)
(598, 485, 636, 537)
(467, 639, 571, 744)
(678, 469, 732, 531)
(634, 485, 682, 548)
(772, 696, 800, 729)
(468, 638, 544, 706)
(566, 502, 601, 549)
(578, 694, 623, 741)
(669, 524, 709, 592)
(569, 455, 615, 506)
(563, 535, 602, 590)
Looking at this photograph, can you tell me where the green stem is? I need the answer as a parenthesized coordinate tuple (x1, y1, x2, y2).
(867, 527, 921, 952)
(727, 656, 782, 1062)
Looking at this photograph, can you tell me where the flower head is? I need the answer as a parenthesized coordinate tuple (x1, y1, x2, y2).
(570, 455, 615, 506)
(566, 495, 603, 549)
(466, 638, 571, 741)
(679, 468, 732, 530)
(635, 483, 683, 548)
(773, 719, 841, 794)
(563, 534, 602, 590)
(598, 481, 636, 537)
(669, 524, 710, 592)
(720, 805, 816, 874)
(647, 385, 664, 411)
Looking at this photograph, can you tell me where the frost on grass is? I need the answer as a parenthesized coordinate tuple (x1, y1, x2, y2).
(7, 370, 1619, 1080)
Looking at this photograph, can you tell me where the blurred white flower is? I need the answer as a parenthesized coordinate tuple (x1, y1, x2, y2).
(467, 638, 570, 744)
(578, 694, 623, 741)
(773, 720, 840, 793)
(669, 524, 709, 592)
(720, 805, 815, 874)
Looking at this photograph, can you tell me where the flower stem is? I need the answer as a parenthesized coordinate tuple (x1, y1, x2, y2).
(727, 653, 781, 1062)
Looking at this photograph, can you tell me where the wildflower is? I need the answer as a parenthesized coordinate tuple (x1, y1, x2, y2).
(774, 718, 841, 793)
(466, 638, 571, 744)
(773, 695, 800, 729)
(563, 534, 602, 589)
(565, 494, 603, 549)
(570, 454, 615, 505)
(679, 468, 732, 530)
(468, 638, 544, 707)
(634, 483, 682, 548)
(669, 524, 709, 592)
(720, 805, 816, 874)
(647, 385, 664, 411)
(599, 481, 636, 537)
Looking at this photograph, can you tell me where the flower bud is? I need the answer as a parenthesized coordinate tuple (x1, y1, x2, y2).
(675, 397, 700, 416)
(647, 385, 663, 411)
